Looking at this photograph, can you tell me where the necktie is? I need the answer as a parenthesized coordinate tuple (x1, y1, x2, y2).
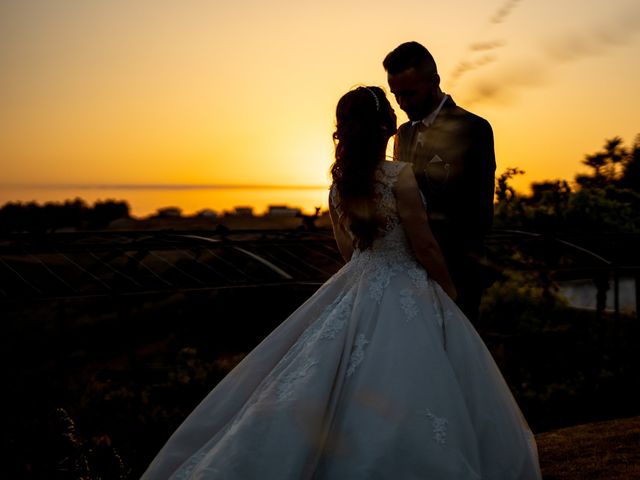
(412, 122, 427, 164)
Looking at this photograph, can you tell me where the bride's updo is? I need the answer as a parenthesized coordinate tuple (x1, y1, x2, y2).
(331, 86, 397, 250)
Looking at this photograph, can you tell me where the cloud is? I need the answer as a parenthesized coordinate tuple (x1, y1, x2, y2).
(450, 54, 497, 83)
(462, 61, 547, 105)
(469, 40, 506, 52)
(461, 5, 640, 106)
(449, 1, 522, 85)
(543, 9, 640, 63)
(490, 0, 523, 24)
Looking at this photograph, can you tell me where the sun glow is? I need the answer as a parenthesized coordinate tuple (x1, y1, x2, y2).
(2, 0, 639, 214)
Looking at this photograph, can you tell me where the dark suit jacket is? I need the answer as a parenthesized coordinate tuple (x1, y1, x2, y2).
(394, 96, 496, 280)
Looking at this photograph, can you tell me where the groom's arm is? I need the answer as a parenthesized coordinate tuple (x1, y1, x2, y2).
(464, 117, 496, 239)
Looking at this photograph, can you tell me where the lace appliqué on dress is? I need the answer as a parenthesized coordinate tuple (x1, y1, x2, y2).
(407, 265, 427, 288)
(399, 288, 418, 321)
(316, 292, 353, 340)
(346, 334, 369, 378)
(366, 259, 396, 303)
(422, 408, 449, 446)
(273, 291, 355, 402)
(374, 161, 407, 232)
(276, 358, 319, 401)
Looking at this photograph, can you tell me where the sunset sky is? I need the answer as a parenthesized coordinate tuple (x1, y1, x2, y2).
(1, 0, 639, 207)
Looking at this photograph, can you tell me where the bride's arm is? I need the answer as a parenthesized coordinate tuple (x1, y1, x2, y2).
(394, 164, 457, 300)
(329, 198, 354, 262)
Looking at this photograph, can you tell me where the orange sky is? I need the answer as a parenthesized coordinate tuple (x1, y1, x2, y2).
(1, 0, 639, 207)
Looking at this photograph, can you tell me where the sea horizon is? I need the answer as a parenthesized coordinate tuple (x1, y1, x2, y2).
(1, 182, 329, 190)
(0, 183, 331, 217)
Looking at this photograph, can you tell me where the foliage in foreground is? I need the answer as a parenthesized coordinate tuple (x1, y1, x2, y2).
(494, 135, 640, 234)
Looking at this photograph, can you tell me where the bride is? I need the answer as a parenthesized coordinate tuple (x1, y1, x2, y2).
(141, 86, 542, 479)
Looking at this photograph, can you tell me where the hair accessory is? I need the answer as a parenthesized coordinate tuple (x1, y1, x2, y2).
(363, 87, 380, 111)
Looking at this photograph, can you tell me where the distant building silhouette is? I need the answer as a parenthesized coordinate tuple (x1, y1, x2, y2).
(267, 205, 301, 217)
(230, 207, 253, 217)
(156, 207, 182, 218)
(196, 208, 218, 219)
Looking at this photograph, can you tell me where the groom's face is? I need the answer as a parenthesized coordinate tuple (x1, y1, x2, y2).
(387, 68, 437, 121)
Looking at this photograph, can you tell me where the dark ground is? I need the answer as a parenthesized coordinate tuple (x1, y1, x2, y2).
(537, 415, 640, 479)
(2, 226, 638, 478)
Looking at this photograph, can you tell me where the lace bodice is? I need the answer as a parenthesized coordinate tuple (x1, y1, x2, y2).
(330, 160, 411, 253)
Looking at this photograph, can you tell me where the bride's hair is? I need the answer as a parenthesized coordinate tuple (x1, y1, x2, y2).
(331, 86, 396, 250)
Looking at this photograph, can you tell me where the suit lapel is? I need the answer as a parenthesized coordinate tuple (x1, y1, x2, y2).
(416, 97, 459, 194)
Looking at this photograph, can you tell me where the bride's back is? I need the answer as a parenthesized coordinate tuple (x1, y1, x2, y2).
(331, 160, 414, 254)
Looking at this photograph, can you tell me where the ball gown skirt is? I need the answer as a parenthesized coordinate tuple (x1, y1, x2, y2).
(141, 238, 542, 480)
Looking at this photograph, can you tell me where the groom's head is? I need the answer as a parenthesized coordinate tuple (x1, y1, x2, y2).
(384, 42, 441, 121)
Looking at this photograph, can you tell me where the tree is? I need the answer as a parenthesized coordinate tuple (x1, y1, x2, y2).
(495, 167, 525, 203)
(493, 135, 640, 234)
(619, 134, 640, 192)
(493, 168, 528, 230)
(0, 198, 130, 232)
(603, 137, 628, 181)
(577, 136, 631, 188)
(581, 152, 607, 184)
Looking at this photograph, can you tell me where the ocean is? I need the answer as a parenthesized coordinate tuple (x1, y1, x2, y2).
(0, 184, 330, 218)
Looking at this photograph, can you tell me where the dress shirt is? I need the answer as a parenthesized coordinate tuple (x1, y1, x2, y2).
(411, 93, 449, 129)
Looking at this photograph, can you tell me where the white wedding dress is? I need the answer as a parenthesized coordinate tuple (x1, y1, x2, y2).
(142, 161, 542, 479)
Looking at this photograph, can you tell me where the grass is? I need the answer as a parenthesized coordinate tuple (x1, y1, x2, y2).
(537, 416, 640, 479)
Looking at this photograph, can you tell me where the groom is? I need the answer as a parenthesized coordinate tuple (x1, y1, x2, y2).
(383, 41, 496, 324)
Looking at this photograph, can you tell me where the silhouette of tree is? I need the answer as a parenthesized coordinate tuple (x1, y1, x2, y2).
(495, 167, 525, 203)
(89, 199, 131, 229)
(581, 152, 607, 183)
(494, 167, 527, 228)
(603, 136, 628, 180)
(619, 134, 640, 192)
(565, 185, 640, 233)
(0, 199, 130, 232)
(519, 180, 573, 231)
(494, 135, 640, 234)
(577, 136, 631, 188)
(530, 180, 571, 206)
